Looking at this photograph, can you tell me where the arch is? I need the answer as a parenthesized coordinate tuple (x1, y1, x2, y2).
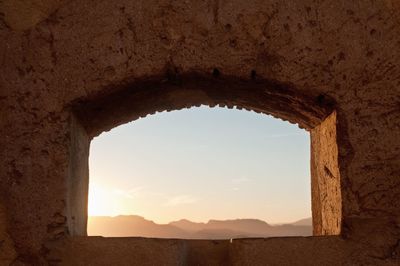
(67, 73, 341, 237)
(72, 73, 334, 137)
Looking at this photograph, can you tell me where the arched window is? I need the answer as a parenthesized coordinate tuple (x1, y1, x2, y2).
(68, 78, 341, 238)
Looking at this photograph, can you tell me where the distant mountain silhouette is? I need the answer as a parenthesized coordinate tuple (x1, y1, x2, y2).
(169, 219, 206, 232)
(88, 215, 312, 239)
(291, 217, 312, 226)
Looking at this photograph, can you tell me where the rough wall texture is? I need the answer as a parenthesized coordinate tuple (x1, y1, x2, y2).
(67, 115, 89, 236)
(47, 237, 231, 266)
(1, 0, 400, 264)
(311, 112, 342, 235)
(0, 203, 17, 265)
(47, 236, 400, 266)
(0, 0, 66, 31)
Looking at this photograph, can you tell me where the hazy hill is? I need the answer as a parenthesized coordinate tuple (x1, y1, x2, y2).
(206, 219, 272, 235)
(88, 215, 187, 238)
(291, 217, 312, 226)
(169, 219, 206, 232)
(88, 215, 312, 238)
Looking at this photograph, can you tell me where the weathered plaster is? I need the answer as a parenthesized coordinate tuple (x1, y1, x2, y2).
(311, 112, 341, 235)
(0, 203, 17, 265)
(1, 0, 400, 264)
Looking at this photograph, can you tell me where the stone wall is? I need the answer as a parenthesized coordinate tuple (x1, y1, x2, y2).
(311, 112, 342, 235)
(1, 0, 400, 264)
(0, 203, 17, 265)
(47, 236, 399, 265)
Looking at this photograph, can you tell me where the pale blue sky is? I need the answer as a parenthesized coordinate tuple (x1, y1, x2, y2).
(88, 106, 311, 224)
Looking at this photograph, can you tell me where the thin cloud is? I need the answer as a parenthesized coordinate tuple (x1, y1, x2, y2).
(164, 195, 199, 206)
(113, 186, 145, 199)
(232, 177, 250, 184)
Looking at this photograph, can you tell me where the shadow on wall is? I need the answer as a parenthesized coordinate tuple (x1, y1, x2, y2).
(0, 202, 17, 264)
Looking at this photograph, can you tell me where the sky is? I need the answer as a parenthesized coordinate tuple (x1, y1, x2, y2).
(88, 106, 311, 224)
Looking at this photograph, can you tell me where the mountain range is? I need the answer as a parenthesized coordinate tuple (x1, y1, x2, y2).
(88, 215, 312, 239)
